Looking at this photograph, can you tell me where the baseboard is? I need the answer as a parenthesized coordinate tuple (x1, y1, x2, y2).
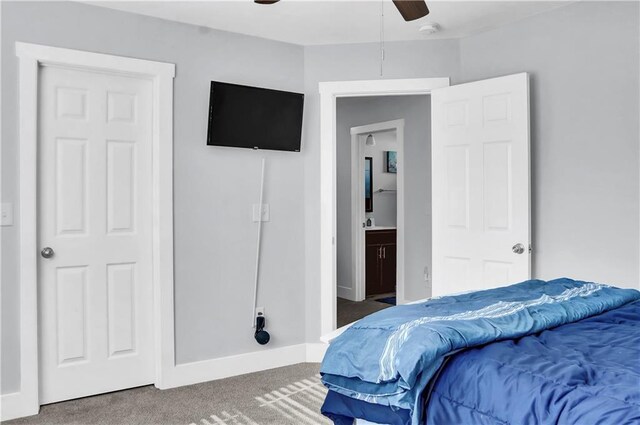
(337, 284, 355, 301)
(163, 342, 328, 389)
(0, 391, 39, 422)
(306, 342, 328, 362)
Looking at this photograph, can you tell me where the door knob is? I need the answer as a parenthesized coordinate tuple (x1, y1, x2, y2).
(41, 247, 55, 259)
(512, 243, 525, 255)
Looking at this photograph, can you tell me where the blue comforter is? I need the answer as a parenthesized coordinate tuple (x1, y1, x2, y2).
(427, 298, 640, 424)
(320, 279, 640, 424)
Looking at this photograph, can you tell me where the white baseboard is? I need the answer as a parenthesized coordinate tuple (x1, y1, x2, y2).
(1, 342, 330, 420)
(306, 342, 328, 362)
(337, 284, 355, 301)
(162, 342, 328, 389)
(0, 391, 39, 422)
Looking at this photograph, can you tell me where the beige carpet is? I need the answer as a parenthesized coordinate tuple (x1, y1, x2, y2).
(5, 363, 330, 425)
(6, 298, 395, 425)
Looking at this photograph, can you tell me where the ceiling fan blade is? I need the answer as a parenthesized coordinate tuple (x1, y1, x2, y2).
(255, 0, 280, 4)
(392, 0, 429, 21)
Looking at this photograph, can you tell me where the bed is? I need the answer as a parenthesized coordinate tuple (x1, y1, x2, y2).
(319, 278, 640, 425)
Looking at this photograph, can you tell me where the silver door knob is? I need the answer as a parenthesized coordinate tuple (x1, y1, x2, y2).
(512, 243, 525, 255)
(41, 247, 55, 259)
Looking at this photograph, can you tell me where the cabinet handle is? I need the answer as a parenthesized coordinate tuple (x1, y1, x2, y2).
(383, 247, 386, 259)
(378, 247, 382, 259)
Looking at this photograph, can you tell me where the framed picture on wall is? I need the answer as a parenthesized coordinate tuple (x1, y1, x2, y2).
(365, 157, 373, 213)
(385, 151, 397, 173)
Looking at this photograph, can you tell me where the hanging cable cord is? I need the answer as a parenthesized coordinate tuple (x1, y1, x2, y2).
(251, 158, 266, 327)
(380, 0, 385, 77)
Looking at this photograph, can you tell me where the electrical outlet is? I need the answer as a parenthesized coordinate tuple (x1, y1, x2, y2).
(252, 204, 270, 222)
(423, 266, 430, 282)
(1, 203, 13, 226)
(255, 307, 265, 318)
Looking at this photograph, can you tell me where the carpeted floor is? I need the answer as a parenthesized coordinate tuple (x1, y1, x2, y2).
(5, 363, 330, 425)
(337, 295, 394, 328)
(5, 299, 394, 425)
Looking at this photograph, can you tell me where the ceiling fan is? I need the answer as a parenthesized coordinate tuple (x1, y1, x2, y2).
(254, 0, 429, 22)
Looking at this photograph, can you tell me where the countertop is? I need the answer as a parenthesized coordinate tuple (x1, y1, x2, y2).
(365, 226, 397, 231)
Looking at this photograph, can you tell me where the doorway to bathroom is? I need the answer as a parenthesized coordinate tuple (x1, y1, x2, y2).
(335, 95, 432, 327)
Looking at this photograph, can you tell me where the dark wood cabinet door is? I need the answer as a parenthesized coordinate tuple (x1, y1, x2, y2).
(365, 229, 397, 297)
(380, 244, 397, 294)
(365, 244, 381, 296)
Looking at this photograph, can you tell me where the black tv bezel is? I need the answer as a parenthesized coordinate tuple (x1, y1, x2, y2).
(206, 81, 304, 152)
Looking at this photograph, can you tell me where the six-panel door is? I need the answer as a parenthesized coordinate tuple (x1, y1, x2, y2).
(38, 66, 154, 403)
(431, 73, 531, 297)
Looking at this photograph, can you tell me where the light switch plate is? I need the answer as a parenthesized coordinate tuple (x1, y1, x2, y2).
(1, 203, 13, 226)
(252, 204, 270, 222)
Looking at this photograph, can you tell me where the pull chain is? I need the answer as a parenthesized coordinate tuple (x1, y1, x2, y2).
(380, 0, 385, 77)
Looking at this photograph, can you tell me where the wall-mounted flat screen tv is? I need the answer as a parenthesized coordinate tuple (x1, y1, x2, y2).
(207, 81, 304, 152)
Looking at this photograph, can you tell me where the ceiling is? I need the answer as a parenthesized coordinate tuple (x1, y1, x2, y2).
(87, 1, 576, 46)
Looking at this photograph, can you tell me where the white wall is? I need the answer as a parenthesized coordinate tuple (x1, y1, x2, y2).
(1, 1, 306, 394)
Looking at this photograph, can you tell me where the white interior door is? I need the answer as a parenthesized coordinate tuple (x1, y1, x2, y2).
(38, 66, 154, 404)
(431, 73, 530, 297)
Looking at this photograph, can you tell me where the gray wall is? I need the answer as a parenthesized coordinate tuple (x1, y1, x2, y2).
(304, 1, 639, 343)
(459, 0, 640, 288)
(335, 96, 432, 301)
(303, 40, 461, 341)
(1, 1, 305, 394)
(2, 0, 638, 397)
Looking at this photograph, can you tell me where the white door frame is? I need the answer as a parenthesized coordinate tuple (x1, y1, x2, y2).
(349, 119, 405, 302)
(319, 78, 450, 336)
(12, 42, 175, 419)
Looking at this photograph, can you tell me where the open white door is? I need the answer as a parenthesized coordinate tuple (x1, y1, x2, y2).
(431, 73, 531, 297)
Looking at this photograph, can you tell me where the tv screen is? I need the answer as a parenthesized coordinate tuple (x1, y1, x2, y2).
(207, 81, 304, 152)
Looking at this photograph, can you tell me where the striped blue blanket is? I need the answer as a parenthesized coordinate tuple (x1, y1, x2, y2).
(320, 278, 640, 424)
